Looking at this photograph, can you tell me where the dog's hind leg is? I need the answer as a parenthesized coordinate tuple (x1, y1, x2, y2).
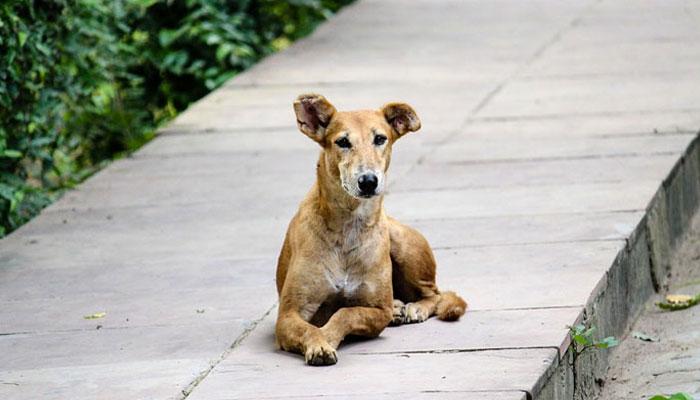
(388, 217, 467, 325)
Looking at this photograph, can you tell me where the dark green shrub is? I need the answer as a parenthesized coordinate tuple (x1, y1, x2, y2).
(0, 0, 351, 237)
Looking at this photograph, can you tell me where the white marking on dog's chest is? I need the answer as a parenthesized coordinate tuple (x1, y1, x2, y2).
(324, 267, 364, 296)
(325, 203, 378, 297)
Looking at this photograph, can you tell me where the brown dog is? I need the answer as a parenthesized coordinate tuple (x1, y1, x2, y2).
(275, 94, 467, 366)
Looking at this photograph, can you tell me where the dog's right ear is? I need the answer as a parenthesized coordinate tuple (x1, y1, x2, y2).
(293, 94, 337, 143)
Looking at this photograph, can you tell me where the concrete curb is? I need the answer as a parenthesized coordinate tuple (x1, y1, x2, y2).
(534, 132, 700, 400)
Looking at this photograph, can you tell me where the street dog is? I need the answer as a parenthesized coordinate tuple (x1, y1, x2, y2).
(275, 94, 467, 366)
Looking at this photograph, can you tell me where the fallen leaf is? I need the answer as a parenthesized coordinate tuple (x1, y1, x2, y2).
(666, 294, 692, 304)
(84, 312, 106, 320)
(632, 331, 659, 342)
(657, 293, 700, 311)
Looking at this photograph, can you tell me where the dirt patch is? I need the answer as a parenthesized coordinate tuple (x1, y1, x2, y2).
(598, 210, 700, 399)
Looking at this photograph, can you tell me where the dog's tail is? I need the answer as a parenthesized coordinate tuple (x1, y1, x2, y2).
(436, 291, 467, 321)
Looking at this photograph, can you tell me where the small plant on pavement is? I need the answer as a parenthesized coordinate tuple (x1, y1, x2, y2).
(649, 393, 694, 400)
(569, 324, 619, 355)
(567, 324, 618, 399)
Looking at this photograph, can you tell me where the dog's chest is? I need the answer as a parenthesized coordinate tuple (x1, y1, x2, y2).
(324, 209, 383, 298)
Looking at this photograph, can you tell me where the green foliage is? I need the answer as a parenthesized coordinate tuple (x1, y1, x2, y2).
(568, 324, 619, 354)
(0, 0, 351, 237)
(649, 393, 695, 400)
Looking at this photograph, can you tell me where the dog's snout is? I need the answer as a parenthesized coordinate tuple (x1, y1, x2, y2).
(358, 173, 378, 196)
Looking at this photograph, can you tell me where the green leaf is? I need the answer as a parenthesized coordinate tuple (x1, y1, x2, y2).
(595, 336, 619, 349)
(573, 335, 588, 346)
(649, 393, 695, 400)
(583, 326, 597, 338)
(205, 33, 221, 45)
(669, 393, 694, 400)
(0, 183, 15, 201)
(159, 29, 180, 47)
(1, 150, 23, 158)
(18, 31, 27, 47)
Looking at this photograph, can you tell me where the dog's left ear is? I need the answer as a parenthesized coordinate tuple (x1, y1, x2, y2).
(293, 94, 337, 143)
(382, 102, 421, 137)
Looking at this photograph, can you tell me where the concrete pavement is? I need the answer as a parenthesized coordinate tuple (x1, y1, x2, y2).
(1, 0, 700, 399)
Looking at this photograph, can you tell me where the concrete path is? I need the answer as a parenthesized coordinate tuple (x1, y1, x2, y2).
(1, 0, 699, 399)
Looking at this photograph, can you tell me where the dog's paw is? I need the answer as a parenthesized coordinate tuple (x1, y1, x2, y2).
(304, 341, 338, 366)
(391, 299, 406, 326)
(402, 302, 429, 324)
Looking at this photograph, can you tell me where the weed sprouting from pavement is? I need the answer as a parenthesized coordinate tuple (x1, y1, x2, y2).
(567, 324, 619, 399)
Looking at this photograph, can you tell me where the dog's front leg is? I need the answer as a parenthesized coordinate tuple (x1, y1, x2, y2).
(321, 306, 392, 348)
(276, 310, 338, 366)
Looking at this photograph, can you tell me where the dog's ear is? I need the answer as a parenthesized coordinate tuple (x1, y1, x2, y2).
(382, 102, 421, 137)
(293, 94, 337, 143)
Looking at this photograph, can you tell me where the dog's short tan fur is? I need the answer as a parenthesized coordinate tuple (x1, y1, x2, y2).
(275, 94, 467, 366)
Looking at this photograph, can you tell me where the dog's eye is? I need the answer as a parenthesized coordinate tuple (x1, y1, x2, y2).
(373, 135, 387, 146)
(335, 137, 352, 149)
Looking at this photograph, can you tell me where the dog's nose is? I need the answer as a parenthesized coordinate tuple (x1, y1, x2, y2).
(358, 173, 378, 196)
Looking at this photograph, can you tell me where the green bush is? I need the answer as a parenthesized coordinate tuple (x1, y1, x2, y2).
(0, 0, 351, 237)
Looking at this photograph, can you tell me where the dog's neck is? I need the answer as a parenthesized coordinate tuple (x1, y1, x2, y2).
(316, 157, 383, 232)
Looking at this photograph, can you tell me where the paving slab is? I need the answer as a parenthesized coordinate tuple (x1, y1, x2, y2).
(392, 154, 680, 192)
(429, 133, 695, 163)
(185, 313, 558, 400)
(433, 241, 624, 311)
(0, 360, 207, 400)
(386, 182, 658, 221)
(1, 0, 699, 399)
(230, 306, 578, 356)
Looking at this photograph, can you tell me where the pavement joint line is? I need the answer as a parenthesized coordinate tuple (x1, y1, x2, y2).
(391, 178, 660, 194)
(438, 151, 681, 166)
(0, 320, 251, 338)
(401, 209, 644, 224)
(431, 238, 625, 251)
(231, 389, 529, 400)
(158, 125, 295, 136)
(348, 345, 559, 356)
(222, 78, 489, 90)
(518, 68, 700, 81)
(468, 305, 583, 313)
(390, 179, 626, 193)
(472, 108, 700, 123)
(650, 367, 700, 377)
(178, 303, 277, 400)
(595, 131, 698, 138)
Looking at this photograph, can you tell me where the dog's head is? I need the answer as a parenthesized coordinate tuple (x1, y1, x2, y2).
(293, 93, 420, 199)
